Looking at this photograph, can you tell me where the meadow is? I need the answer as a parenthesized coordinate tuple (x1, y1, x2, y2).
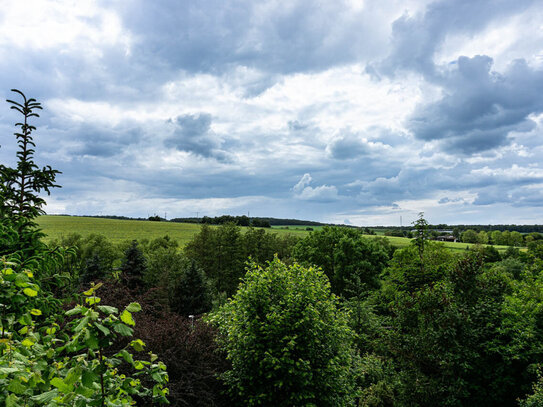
(38, 216, 512, 253)
(37, 215, 311, 245)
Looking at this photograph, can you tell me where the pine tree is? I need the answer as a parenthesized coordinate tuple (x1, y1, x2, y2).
(170, 261, 211, 316)
(80, 254, 105, 284)
(121, 240, 146, 290)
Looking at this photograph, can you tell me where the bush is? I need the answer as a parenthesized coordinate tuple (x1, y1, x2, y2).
(97, 280, 229, 407)
(209, 257, 358, 406)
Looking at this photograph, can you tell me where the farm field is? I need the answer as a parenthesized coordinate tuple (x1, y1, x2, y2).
(38, 216, 512, 253)
(38, 215, 203, 245)
(378, 235, 511, 252)
(37, 215, 311, 245)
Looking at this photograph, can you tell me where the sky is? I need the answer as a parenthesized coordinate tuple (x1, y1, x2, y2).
(1, 0, 543, 226)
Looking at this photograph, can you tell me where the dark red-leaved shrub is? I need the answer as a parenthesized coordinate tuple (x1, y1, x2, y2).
(93, 281, 231, 406)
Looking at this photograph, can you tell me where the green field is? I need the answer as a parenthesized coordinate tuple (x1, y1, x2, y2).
(377, 235, 511, 252)
(38, 216, 203, 245)
(37, 216, 311, 246)
(37, 216, 513, 253)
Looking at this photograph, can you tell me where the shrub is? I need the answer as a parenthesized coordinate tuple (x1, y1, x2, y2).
(209, 257, 358, 406)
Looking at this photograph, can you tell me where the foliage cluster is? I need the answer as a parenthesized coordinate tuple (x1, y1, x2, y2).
(0, 91, 169, 406)
(293, 226, 393, 297)
(184, 223, 300, 296)
(208, 258, 358, 406)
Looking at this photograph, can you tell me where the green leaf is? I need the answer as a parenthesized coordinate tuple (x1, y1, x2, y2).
(85, 333, 99, 350)
(120, 310, 135, 326)
(51, 377, 73, 393)
(18, 313, 32, 326)
(0, 367, 19, 374)
(31, 389, 59, 403)
(125, 302, 142, 313)
(82, 282, 103, 296)
(7, 378, 26, 394)
(130, 339, 146, 352)
(66, 306, 84, 316)
(65, 367, 82, 385)
(113, 323, 134, 336)
(74, 384, 95, 398)
(23, 287, 38, 297)
(22, 338, 35, 347)
(30, 308, 42, 316)
(94, 322, 110, 336)
(74, 316, 90, 332)
(85, 296, 101, 305)
(5, 394, 19, 407)
(97, 305, 118, 315)
(81, 369, 99, 388)
(118, 349, 134, 365)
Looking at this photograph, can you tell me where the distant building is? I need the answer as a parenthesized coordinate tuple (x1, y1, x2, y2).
(435, 235, 457, 242)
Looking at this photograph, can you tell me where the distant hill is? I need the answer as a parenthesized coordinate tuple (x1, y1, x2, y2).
(49, 214, 354, 228)
(170, 216, 330, 227)
(47, 214, 542, 234)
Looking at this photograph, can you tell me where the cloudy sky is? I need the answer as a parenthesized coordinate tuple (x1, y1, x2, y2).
(1, 0, 543, 226)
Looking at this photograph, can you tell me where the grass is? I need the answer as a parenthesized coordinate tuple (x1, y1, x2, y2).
(365, 235, 512, 253)
(37, 216, 513, 253)
(38, 216, 204, 246)
(37, 216, 310, 246)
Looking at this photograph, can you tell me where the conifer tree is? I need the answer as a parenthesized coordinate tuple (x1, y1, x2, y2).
(170, 261, 211, 316)
(80, 254, 105, 284)
(121, 240, 146, 290)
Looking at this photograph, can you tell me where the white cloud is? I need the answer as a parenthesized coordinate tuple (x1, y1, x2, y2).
(293, 173, 313, 193)
(0, 0, 130, 52)
(292, 173, 339, 202)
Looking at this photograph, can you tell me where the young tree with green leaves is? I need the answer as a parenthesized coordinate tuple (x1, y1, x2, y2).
(209, 257, 358, 406)
(0, 91, 169, 405)
(293, 226, 391, 297)
(0, 90, 60, 258)
(412, 212, 429, 273)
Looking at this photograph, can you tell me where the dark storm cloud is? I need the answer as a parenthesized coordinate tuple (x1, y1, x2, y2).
(2, 0, 543, 223)
(41, 120, 143, 158)
(377, 0, 536, 78)
(472, 184, 543, 208)
(372, 0, 543, 155)
(113, 0, 382, 75)
(164, 113, 231, 162)
(407, 57, 543, 154)
(350, 158, 543, 208)
(326, 132, 369, 160)
(326, 127, 403, 160)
